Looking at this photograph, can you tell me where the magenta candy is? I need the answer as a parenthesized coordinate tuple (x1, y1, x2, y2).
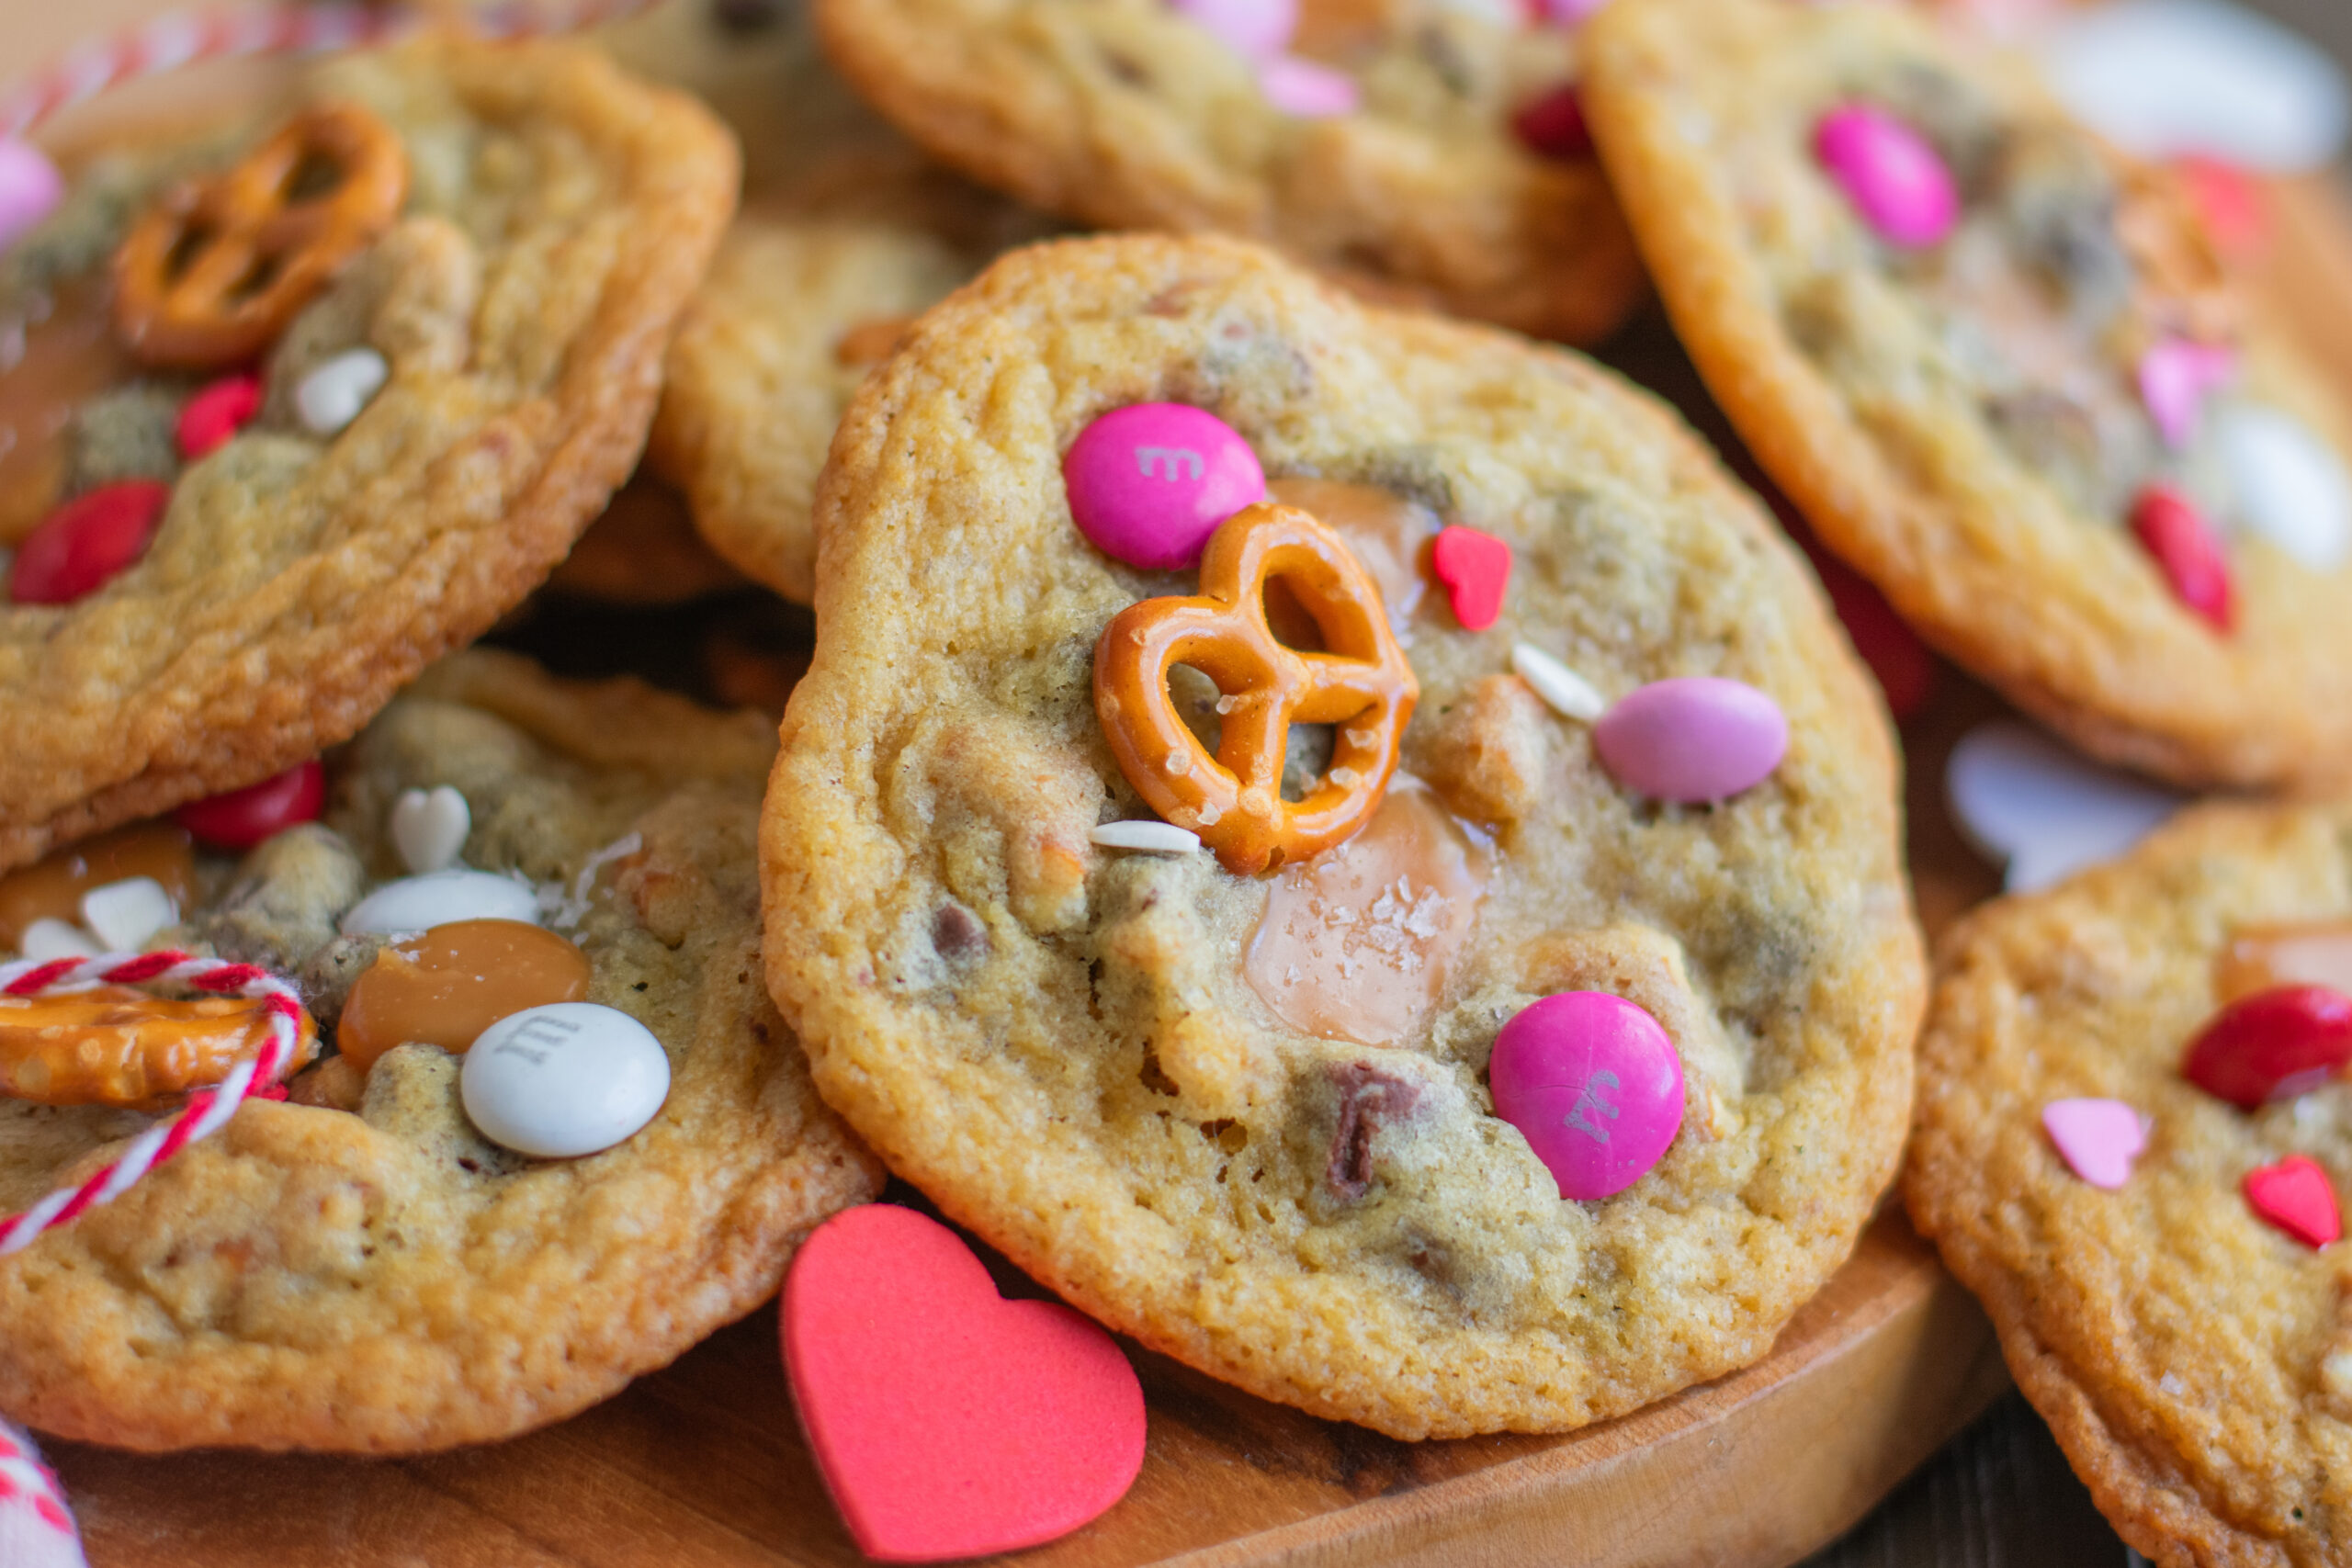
(2139, 338, 2236, 449)
(1490, 992, 1684, 1201)
(1259, 57, 1360, 118)
(1594, 677, 1789, 803)
(1064, 403, 1266, 570)
(1169, 0, 1295, 58)
(1814, 105, 1958, 250)
(0, 141, 64, 256)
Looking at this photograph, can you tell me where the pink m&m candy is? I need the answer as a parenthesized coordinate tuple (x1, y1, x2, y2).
(1814, 105, 1958, 250)
(1064, 403, 1266, 570)
(1594, 677, 1789, 803)
(1168, 0, 1295, 59)
(1260, 57, 1360, 119)
(0, 141, 63, 256)
(1490, 991, 1684, 1201)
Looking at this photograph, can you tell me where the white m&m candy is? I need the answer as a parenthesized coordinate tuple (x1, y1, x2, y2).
(341, 870, 539, 936)
(2217, 404, 2352, 571)
(461, 1002, 671, 1159)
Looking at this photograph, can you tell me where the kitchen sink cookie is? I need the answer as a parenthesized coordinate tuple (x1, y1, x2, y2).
(763, 233, 1923, 1439)
(1583, 0, 2352, 791)
(544, 474, 746, 605)
(608, 0, 1052, 602)
(1907, 801, 2352, 1566)
(0, 36, 736, 871)
(809, 0, 1645, 349)
(0, 648, 882, 1452)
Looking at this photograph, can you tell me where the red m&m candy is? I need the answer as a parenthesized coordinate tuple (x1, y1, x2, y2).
(174, 760, 326, 851)
(176, 374, 264, 460)
(9, 481, 171, 605)
(1511, 84, 1591, 161)
(2182, 984, 2352, 1110)
(1489, 991, 1684, 1201)
(1064, 404, 1265, 570)
(2131, 485, 2234, 632)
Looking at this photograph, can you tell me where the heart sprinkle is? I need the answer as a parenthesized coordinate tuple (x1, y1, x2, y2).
(390, 785, 472, 875)
(1430, 525, 1512, 630)
(2041, 1099, 2148, 1189)
(2183, 985, 2352, 1110)
(1945, 723, 2181, 894)
(782, 1205, 1147, 1562)
(2245, 1155, 2341, 1248)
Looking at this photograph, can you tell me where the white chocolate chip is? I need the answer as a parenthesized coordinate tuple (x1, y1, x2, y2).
(340, 870, 541, 937)
(18, 919, 99, 963)
(2218, 404, 2352, 570)
(1091, 821, 1204, 855)
(390, 785, 471, 875)
(1511, 642, 1608, 723)
(296, 346, 390, 436)
(2324, 1350, 2352, 1400)
(461, 1002, 671, 1159)
(79, 877, 176, 953)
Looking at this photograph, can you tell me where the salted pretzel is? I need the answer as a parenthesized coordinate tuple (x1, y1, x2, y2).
(1093, 502, 1418, 874)
(113, 102, 410, 369)
(0, 986, 319, 1111)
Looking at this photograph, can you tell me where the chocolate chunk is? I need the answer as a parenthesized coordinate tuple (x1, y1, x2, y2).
(1328, 1062, 1421, 1201)
(710, 0, 782, 35)
(932, 901, 989, 962)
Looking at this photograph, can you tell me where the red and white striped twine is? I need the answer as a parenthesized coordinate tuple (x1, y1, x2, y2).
(0, 0, 665, 141)
(0, 951, 309, 1256)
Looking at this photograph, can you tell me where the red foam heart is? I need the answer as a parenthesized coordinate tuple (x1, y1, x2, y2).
(782, 1205, 1147, 1562)
(1430, 525, 1511, 631)
(2244, 1155, 2341, 1249)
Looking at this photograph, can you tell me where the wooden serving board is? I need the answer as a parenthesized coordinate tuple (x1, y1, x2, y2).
(15, 0, 2352, 1560)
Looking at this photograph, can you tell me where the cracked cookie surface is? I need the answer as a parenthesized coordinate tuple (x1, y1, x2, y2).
(0, 649, 881, 1452)
(0, 37, 737, 871)
(763, 233, 1922, 1438)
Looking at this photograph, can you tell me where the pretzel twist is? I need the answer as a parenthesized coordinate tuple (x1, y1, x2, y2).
(1093, 502, 1417, 874)
(112, 100, 409, 368)
(0, 986, 318, 1110)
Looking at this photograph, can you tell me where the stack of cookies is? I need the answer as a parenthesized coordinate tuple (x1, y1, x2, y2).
(0, 0, 2343, 1562)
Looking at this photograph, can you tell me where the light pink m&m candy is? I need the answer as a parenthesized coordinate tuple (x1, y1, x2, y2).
(1815, 105, 1958, 250)
(1490, 992, 1684, 1201)
(1594, 677, 1789, 803)
(0, 141, 62, 257)
(1169, 0, 1295, 59)
(1260, 57, 1360, 119)
(1065, 403, 1266, 570)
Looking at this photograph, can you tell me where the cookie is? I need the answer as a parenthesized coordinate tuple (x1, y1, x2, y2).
(0, 647, 882, 1452)
(0, 36, 737, 872)
(543, 474, 747, 605)
(808, 0, 1645, 349)
(610, 0, 1051, 602)
(1906, 801, 2352, 1565)
(1582, 0, 2352, 792)
(762, 233, 1923, 1439)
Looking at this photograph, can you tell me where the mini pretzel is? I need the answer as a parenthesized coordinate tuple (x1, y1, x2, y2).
(113, 102, 410, 369)
(1093, 502, 1419, 874)
(0, 987, 320, 1111)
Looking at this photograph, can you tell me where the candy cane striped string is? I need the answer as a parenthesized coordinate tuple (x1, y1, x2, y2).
(0, 951, 310, 1256)
(0, 0, 667, 141)
(0, 1417, 83, 1564)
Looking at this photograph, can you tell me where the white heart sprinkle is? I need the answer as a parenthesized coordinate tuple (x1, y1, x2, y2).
(1510, 642, 1608, 723)
(17, 919, 99, 964)
(340, 870, 541, 937)
(2217, 404, 2352, 570)
(2038, 0, 2349, 172)
(390, 785, 471, 875)
(1947, 723, 2182, 893)
(78, 877, 176, 953)
(461, 1002, 671, 1159)
(1091, 820, 1204, 855)
(295, 346, 390, 437)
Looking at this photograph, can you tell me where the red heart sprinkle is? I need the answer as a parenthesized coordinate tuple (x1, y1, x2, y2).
(2183, 985, 2352, 1110)
(782, 1205, 1147, 1562)
(1510, 84, 1591, 160)
(2131, 486, 2233, 632)
(176, 374, 264, 460)
(2245, 1155, 2341, 1248)
(1430, 525, 1511, 631)
(2176, 154, 2268, 261)
(9, 481, 171, 605)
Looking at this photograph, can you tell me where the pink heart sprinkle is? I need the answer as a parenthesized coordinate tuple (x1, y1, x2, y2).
(2042, 1098, 2148, 1190)
(1167, 0, 1295, 60)
(1259, 56, 1359, 119)
(2139, 339, 2237, 449)
(1527, 0, 1610, 23)
(1814, 105, 1958, 250)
